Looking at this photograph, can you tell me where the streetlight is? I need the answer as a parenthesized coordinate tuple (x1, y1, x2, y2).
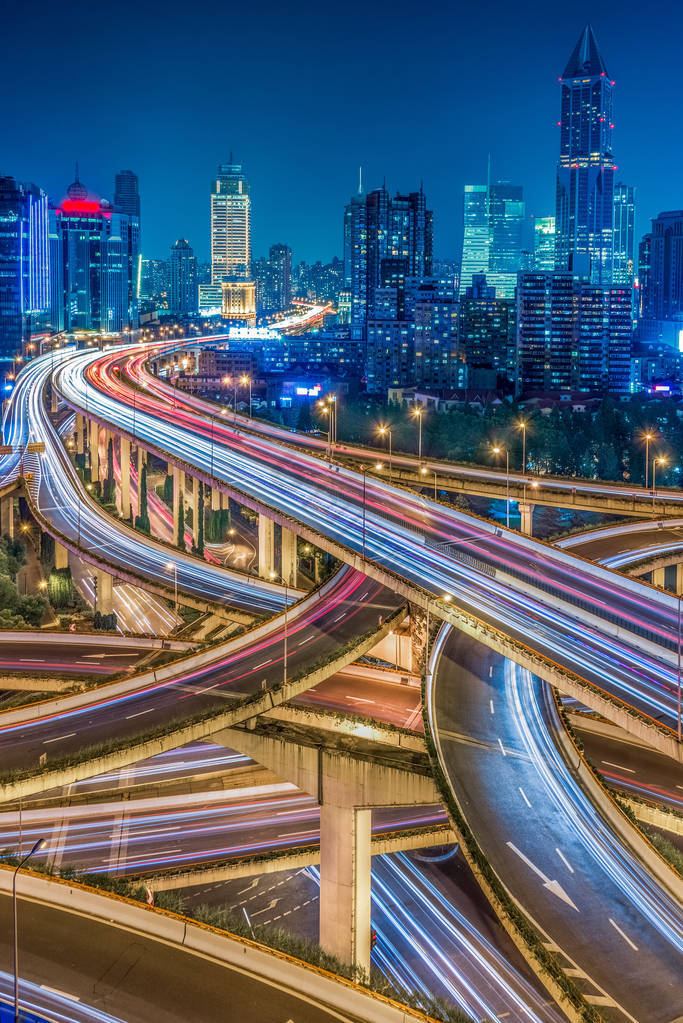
(241, 375, 252, 418)
(318, 401, 331, 459)
(492, 445, 510, 528)
(652, 456, 666, 514)
(420, 465, 437, 500)
(360, 463, 383, 560)
(412, 408, 424, 462)
(14, 837, 46, 1022)
(643, 431, 655, 488)
(378, 426, 392, 482)
(166, 561, 178, 611)
(518, 421, 527, 474)
(269, 571, 289, 687)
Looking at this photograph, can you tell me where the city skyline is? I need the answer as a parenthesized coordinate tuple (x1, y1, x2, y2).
(5, 0, 683, 263)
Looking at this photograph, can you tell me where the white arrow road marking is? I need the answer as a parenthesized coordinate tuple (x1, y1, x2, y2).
(506, 841, 579, 911)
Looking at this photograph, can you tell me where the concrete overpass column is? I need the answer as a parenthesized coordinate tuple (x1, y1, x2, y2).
(210, 487, 221, 512)
(95, 569, 113, 614)
(173, 467, 185, 542)
(88, 420, 99, 482)
(137, 446, 145, 480)
(652, 566, 666, 589)
(281, 526, 297, 587)
(518, 502, 534, 536)
(119, 436, 131, 519)
(54, 542, 68, 570)
(319, 804, 371, 977)
(75, 413, 84, 456)
(0, 496, 14, 538)
(258, 515, 275, 578)
(191, 476, 200, 548)
(99, 429, 110, 483)
(51, 386, 58, 414)
(676, 564, 683, 596)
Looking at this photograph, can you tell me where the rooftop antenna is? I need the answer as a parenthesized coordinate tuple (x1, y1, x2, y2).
(358, 166, 363, 194)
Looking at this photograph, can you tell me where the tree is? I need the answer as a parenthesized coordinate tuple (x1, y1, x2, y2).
(134, 464, 151, 534)
(177, 501, 185, 550)
(195, 482, 205, 556)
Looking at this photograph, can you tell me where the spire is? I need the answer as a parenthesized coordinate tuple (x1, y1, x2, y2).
(562, 24, 609, 79)
(358, 166, 363, 195)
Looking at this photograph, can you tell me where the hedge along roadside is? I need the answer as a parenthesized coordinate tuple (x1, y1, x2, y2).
(0, 863, 441, 1023)
(422, 624, 603, 1023)
(0, 609, 406, 802)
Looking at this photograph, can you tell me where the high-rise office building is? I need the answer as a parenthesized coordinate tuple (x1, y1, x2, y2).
(459, 181, 525, 299)
(49, 172, 133, 333)
(267, 243, 292, 313)
(113, 170, 140, 326)
(613, 184, 635, 288)
(555, 24, 615, 285)
(203, 160, 255, 320)
(533, 217, 556, 271)
(516, 272, 630, 394)
(344, 184, 432, 339)
(0, 175, 50, 358)
(169, 239, 198, 316)
(459, 274, 516, 386)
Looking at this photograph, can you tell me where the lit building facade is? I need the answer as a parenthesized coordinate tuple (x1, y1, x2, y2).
(613, 183, 635, 288)
(0, 175, 49, 358)
(533, 217, 556, 271)
(114, 169, 140, 326)
(209, 160, 255, 321)
(459, 181, 525, 299)
(638, 211, 683, 348)
(459, 274, 516, 386)
(555, 24, 615, 285)
(169, 239, 198, 316)
(459, 185, 489, 296)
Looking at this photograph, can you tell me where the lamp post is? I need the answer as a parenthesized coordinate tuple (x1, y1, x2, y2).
(166, 561, 178, 611)
(241, 375, 252, 418)
(318, 401, 331, 459)
(412, 407, 423, 462)
(14, 837, 46, 1022)
(360, 463, 383, 560)
(269, 572, 289, 687)
(420, 465, 437, 500)
(644, 432, 654, 488)
(223, 376, 237, 423)
(652, 456, 666, 514)
(518, 421, 527, 474)
(378, 426, 392, 482)
(492, 445, 510, 528)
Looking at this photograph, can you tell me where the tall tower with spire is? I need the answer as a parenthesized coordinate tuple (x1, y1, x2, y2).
(555, 24, 615, 286)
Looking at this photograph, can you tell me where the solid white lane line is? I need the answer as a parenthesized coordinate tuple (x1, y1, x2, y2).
(126, 707, 156, 719)
(609, 918, 639, 951)
(43, 732, 76, 744)
(519, 787, 532, 808)
(497, 738, 507, 756)
(254, 660, 272, 669)
(601, 761, 636, 775)
(488, 666, 493, 677)
(555, 847, 575, 873)
(489, 699, 494, 714)
(347, 697, 375, 704)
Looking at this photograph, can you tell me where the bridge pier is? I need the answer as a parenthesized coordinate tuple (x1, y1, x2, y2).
(119, 436, 131, 519)
(173, 467, 185, 545)
(190, 476, 200, 548)
(258, 515, 275, 578)
(95, 569, 113, 614)
(88, 420, 99, 482)
(54, 542, 68, 570)
(210, 486, 220, 512)
(0, 496, 14, 538)
(281, 526, 297, 586)
(75, 413, 84, 456)
(652, 566, 666, 589)
(518, 501, 534, 536)
(319, 805, 371, 978)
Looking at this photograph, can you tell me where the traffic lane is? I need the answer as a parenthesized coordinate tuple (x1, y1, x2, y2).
(565, 524, 683, 562)
(296, 670, 423, 730)
(434, 630, 683, 1022)
(576, 724, 683, 811)
(0, 575, 402, 773)
(0, 641, 142, 675)
(0, 894, 360, 1023)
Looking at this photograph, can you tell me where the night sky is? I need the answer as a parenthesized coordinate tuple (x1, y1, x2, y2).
(4, 0, 680, 263)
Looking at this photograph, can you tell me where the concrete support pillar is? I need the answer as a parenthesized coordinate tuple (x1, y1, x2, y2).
(99, 429, 110, 483)
(75, 413, 84, 456)
(211, 487, 221, 512)
(653, 566, 666, 589)
(95, 569, 113, 615)
(281, 527, 297, 587)
(137, 445, 145, 480)
(88, 420, 99, 482)
(54, 542, 68, 570)
(258, 515, 275, 579)
(220, 491, 230, 511)
(0, 496, 14, 538)
(319, 805, 371, 977)
(191, 476, 200, 548)
(676, 564, 683, 596)
(119, 436, 131, 520)
(518, 502, 534, 536)
(173, 467, 185, 543)
(51, 387, 58, 414)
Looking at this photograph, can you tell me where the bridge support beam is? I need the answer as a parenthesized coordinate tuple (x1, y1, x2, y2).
(518, 502, 534, 536)
(119, 436, 131, 520)
(88, 420, 99, 482)
(677, 565, 683, 596)
(210, 486, 220, 512)
(95, 569, 113, 615)
(319, 805, 371, 978)
(173, 467, 185, 545)
(258, 515, 275, 578)
(191, 476, 200, 548)
(652, 566, 666, 589)
(281, 526, 297, 587)
(75, 413, 84, 456)
(54, 542, 68, 571)
(0, 496, 13, 538)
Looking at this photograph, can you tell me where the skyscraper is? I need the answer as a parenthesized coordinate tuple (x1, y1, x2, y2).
(459, 274, 516, 386)
(204, 160, 255, 320)
(169, 239, 198, 316)
(637, 211, 683, 346)
(0, 175, 50, 358)
(113, 170, 140, 327)
(613, 184, 635, 288)
(267, 243, 293, 313)
(459, 180, 525, 299)
(459, 185, 489, 297)
(555, 24, 615, 285)
(533, 217, 556, 271)
(114, 170, 140, 218)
